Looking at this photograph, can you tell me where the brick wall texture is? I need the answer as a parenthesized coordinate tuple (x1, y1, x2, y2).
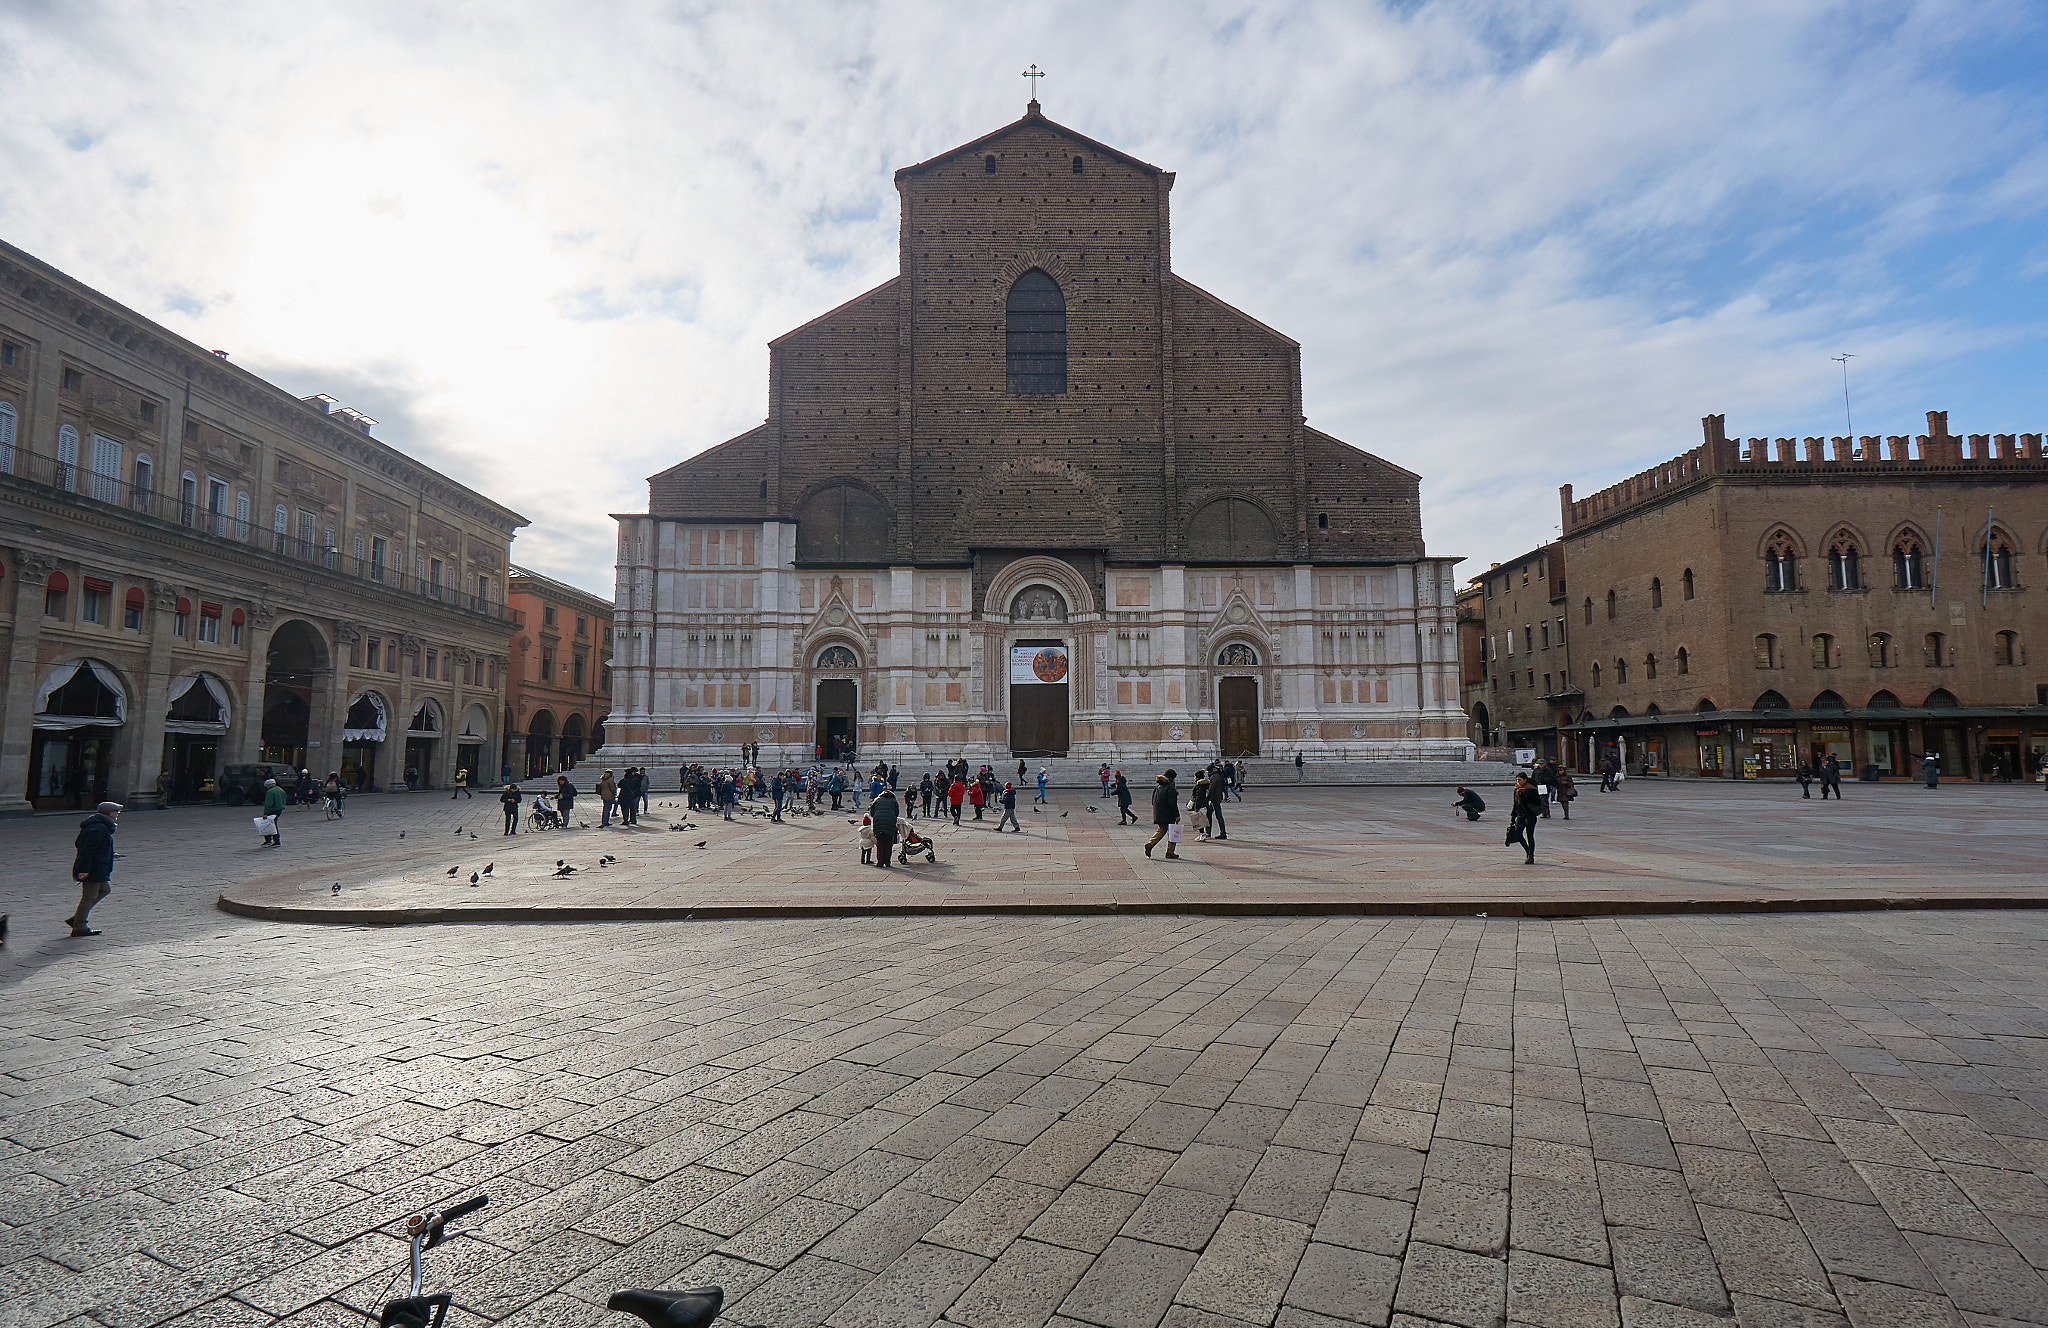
(645, 107, 1423, 569)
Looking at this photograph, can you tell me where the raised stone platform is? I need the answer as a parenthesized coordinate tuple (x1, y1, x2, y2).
(219, 779, 2048, 926)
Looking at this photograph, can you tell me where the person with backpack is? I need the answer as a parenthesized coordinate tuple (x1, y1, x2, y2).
(1113, 771, 1136, 824)
(998, 781, 1021, 832)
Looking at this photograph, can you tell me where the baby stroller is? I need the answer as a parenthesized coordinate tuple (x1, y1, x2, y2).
(529, 793, 563, 831)
(897, 826, 938, 865)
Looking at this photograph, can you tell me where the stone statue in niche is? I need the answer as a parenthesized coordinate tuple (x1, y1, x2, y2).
(1011, 586, 1067, 622)
(1218, 643, 1259, 668)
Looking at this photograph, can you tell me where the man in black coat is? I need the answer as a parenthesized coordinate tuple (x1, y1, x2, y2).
(67, 801, 121, 937)
(1821, 754, 1844, 800)
(869, 789, 900, 867)
(1144, 770, 1181, 859)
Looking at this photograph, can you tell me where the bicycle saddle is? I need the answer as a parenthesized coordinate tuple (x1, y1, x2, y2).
(608, 1287, 724, 1328)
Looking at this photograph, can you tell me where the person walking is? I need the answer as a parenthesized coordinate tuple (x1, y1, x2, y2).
(1821, 754, 1843, 800)
(1923, 751, 1940, 789)
(65, 801, 122, 937)
(500, 783, 523, 835)
(1036, 767, 1049, 804)
(968, 776, 986, 821)
(1113, 771, 1136, 824)
(1017, 758, 1028, 786)
(598, 769, 618, 826)
(324, 771, 345, 819)
(948, 775, 966, 823)
(1145, 770, 1182, 858)
(1556, 769, 1577, 820)
(1190, 771, 1212, 839)
(556, 774, 578, 827)
(1294, 752, 1305, 783)
(260, 777, 287, 847)
(870, 787, 900, 868)
(772, 772, 786, 821)
(1205, 770, 1228, 840)
(1795, 761, 1814, 799)
(998, 781, 1021, 832)
(827, 769, 843, 811)
(1453, 787, 1485, 821)
(1507, 773, 1542, 864)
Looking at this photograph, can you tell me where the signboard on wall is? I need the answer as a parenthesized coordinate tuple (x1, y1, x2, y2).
(1009, 645, 1069, 685)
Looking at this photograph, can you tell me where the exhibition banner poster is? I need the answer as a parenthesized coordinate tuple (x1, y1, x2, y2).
(1009, 645, 1069, 685)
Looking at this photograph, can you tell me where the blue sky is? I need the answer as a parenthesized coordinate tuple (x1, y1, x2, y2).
(2, 0, 2043, 589)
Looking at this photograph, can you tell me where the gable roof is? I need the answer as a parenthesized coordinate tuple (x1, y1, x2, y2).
(895, 104, 1168, 181)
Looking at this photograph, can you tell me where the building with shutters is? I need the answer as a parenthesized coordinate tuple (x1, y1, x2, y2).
(505, 566, 613, 781)
(0, 239, 526, 812)
(604, 100, 1468, 768)
(1558, 412, 2048, 781)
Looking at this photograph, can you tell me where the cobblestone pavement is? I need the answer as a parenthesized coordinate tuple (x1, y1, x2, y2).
(208, 782, 2048, 921)
(4, 795, 2048, 1328)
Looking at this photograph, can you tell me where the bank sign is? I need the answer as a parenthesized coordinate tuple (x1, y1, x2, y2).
(1009, 645, 1070, 685)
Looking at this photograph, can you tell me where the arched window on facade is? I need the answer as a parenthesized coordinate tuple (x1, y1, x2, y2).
(1645, 653, 1658, 679)
(1590, 662, 1601, 688)
(1828, 536, 1861, 590)
(1754, 690, 1790, 711)
(1681, 568, 1694, 600)
(1893, 533, 1924, 589)
(1754, 634, 1776, 669)
(1764, 536, 1796, 592)
(1811, 633, 1835, 668)
(1923, 631, 1947, 667)
(1650, 578, 1663, 609)
(1583, 597, 1592, 626)
(1676, 647, 1690, 675)
(1996, 630, 2019, 666)
(1605, 589, 1616, 620)
(1868, 633, 1891, 668)
(1614, 657, 1628, 684)
(1005, 270, 1067, 394)
(1985, 533, 2016, 590)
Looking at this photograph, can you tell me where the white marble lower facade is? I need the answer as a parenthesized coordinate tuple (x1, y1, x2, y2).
(598, 519, 1471, 768)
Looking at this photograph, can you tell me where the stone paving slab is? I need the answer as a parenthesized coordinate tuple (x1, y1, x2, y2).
(5, 902, 2048, 1328)
(211, 783, 2048, 924)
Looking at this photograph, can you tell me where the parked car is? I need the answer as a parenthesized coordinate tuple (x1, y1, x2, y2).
(217, 762, 301, 806)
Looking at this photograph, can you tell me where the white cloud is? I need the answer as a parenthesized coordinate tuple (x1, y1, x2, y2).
(1, 0, 2041, 589)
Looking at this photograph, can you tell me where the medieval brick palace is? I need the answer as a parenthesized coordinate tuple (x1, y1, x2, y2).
(602, 101, 1467, 766)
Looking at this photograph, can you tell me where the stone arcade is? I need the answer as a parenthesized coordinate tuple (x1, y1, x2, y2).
(604, 101, 1468, 767)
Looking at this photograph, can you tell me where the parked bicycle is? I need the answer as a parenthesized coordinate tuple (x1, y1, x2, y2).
(377, 1193, 721, 1328)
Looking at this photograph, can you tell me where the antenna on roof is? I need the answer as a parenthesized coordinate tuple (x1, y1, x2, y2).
(1831, 353, 1856, 438)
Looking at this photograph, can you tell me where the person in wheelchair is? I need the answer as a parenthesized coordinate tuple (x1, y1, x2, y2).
(897, 825, 937, 864)
(529, 792, 562, 831)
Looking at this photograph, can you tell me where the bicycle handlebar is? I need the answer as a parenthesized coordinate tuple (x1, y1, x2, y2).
(423, 1193, 488, 1248)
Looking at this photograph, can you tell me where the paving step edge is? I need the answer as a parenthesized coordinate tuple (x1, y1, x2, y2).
(218, 892, 2048, 925)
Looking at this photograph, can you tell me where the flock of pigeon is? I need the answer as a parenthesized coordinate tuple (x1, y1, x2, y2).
(375, 791, 1105, 898)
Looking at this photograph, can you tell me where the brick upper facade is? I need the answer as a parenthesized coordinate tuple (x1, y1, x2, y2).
(645, 104, 1423, 572)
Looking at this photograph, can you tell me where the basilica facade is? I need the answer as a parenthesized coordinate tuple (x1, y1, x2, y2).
(603, 102, 1468, 768)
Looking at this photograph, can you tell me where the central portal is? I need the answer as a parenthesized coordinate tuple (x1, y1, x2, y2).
(1219, 676, 1260, 757)
(1008, 639, 1070, 756)
(815, 678, 858, 761)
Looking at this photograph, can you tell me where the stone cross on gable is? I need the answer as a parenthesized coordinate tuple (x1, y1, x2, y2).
(1023, 64, 1044, 107)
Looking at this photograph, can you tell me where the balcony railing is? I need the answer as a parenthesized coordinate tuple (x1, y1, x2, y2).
(3, 447, 513, 622)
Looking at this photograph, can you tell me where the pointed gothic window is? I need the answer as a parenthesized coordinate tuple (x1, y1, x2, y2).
(1005, 269, 1067, 394)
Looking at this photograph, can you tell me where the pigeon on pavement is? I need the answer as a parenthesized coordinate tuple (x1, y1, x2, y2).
(446, 866, 459, 876)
